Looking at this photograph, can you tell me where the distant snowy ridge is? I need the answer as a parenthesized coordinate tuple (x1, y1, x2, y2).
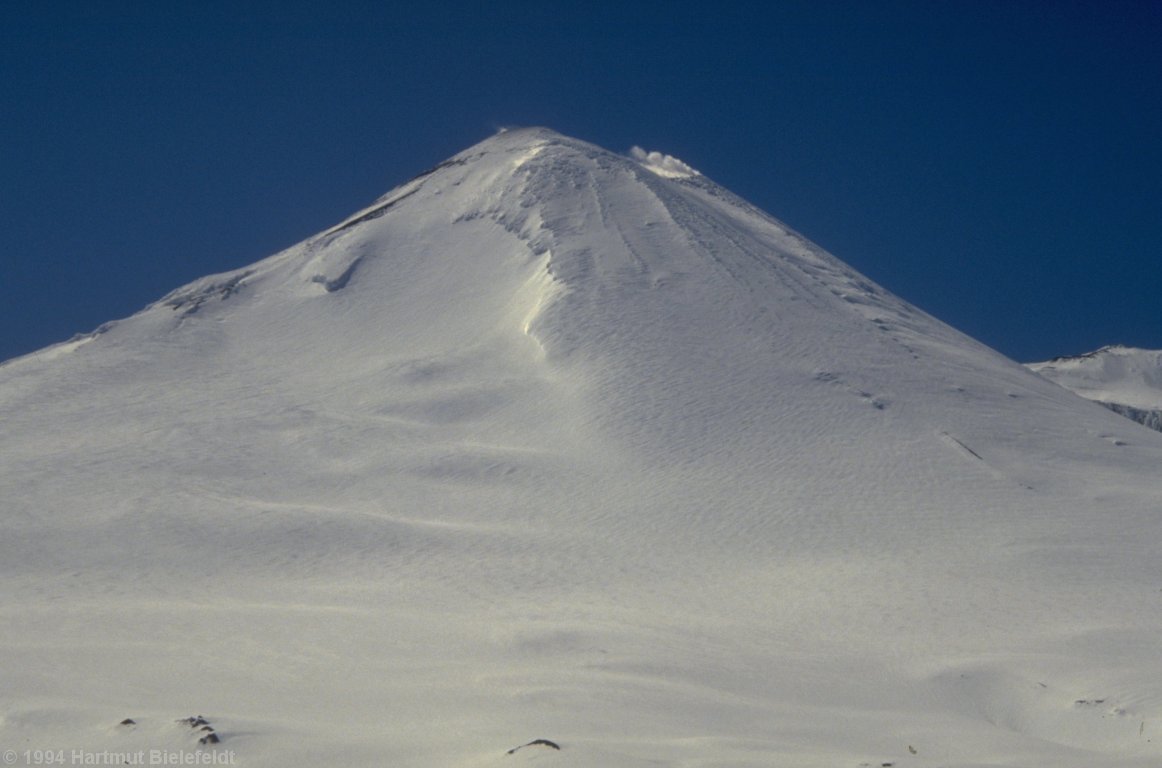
(1029, 345, 1162, 432)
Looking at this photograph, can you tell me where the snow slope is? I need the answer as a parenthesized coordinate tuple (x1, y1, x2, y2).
(1030, 346, 1162, 431)
(3, 128, 1162, 768)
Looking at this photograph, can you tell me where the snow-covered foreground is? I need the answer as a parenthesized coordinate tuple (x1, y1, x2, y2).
(3, 128, 1162, 768)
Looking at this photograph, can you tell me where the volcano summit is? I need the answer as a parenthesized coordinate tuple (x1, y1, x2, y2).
(3, 128, 1161, 768)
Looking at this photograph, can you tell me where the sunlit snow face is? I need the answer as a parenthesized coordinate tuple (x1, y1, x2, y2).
(629, 145, 699, 178)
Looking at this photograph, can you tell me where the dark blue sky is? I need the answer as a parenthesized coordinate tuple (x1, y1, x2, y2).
(3, 1, 1159, 363)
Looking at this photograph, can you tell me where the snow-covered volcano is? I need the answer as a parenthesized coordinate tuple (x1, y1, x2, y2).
(3, 128, 1162, 768)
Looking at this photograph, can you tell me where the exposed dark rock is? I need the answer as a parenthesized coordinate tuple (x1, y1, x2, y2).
(161, 272, 253, 316)
(178, 715, 210, 727)
(1100, 401, 1162, 433)
(506, 738, 561, 755)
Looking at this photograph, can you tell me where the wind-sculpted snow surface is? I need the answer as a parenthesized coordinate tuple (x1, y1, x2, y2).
(3, 128, 1162, 767)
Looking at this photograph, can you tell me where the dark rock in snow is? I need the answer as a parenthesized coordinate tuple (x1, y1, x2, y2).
(506, 738, 561, 755)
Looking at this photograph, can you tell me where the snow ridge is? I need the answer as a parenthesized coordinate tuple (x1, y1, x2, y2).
(1030, 345, 1162, 432)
